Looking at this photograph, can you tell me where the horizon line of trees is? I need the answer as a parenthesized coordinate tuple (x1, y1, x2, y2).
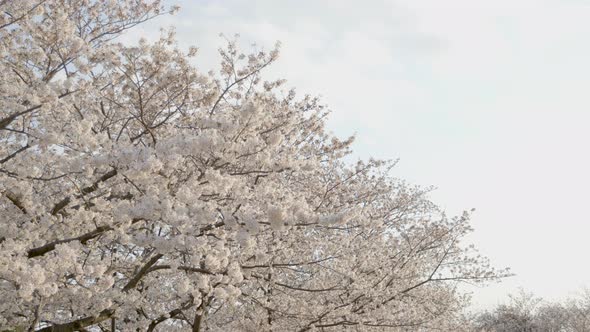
(469, 289, 590, 332)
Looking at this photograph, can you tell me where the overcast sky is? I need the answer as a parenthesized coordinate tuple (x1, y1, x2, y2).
(131, 0, 590, 308)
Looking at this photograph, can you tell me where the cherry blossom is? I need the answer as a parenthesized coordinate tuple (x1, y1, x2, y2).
(0, 1, 508, 331)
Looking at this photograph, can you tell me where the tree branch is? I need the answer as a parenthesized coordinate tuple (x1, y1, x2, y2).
(34, 309, 114, 332)
(122, 253, 163, 292)
(27, 225, 112, 258)
(51, 168, 117, 215)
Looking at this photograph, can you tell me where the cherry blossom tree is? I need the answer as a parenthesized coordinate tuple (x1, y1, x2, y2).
(0, 1, 507, 331)
(471, 289, 590, 332)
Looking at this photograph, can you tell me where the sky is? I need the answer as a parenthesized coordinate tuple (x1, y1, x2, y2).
(130, 0, 590, 308)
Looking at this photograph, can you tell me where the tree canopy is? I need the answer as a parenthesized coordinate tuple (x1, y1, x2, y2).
(0, 1, 506, 331)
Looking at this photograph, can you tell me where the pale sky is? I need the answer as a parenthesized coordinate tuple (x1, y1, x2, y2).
(132, 0, 590, 308)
